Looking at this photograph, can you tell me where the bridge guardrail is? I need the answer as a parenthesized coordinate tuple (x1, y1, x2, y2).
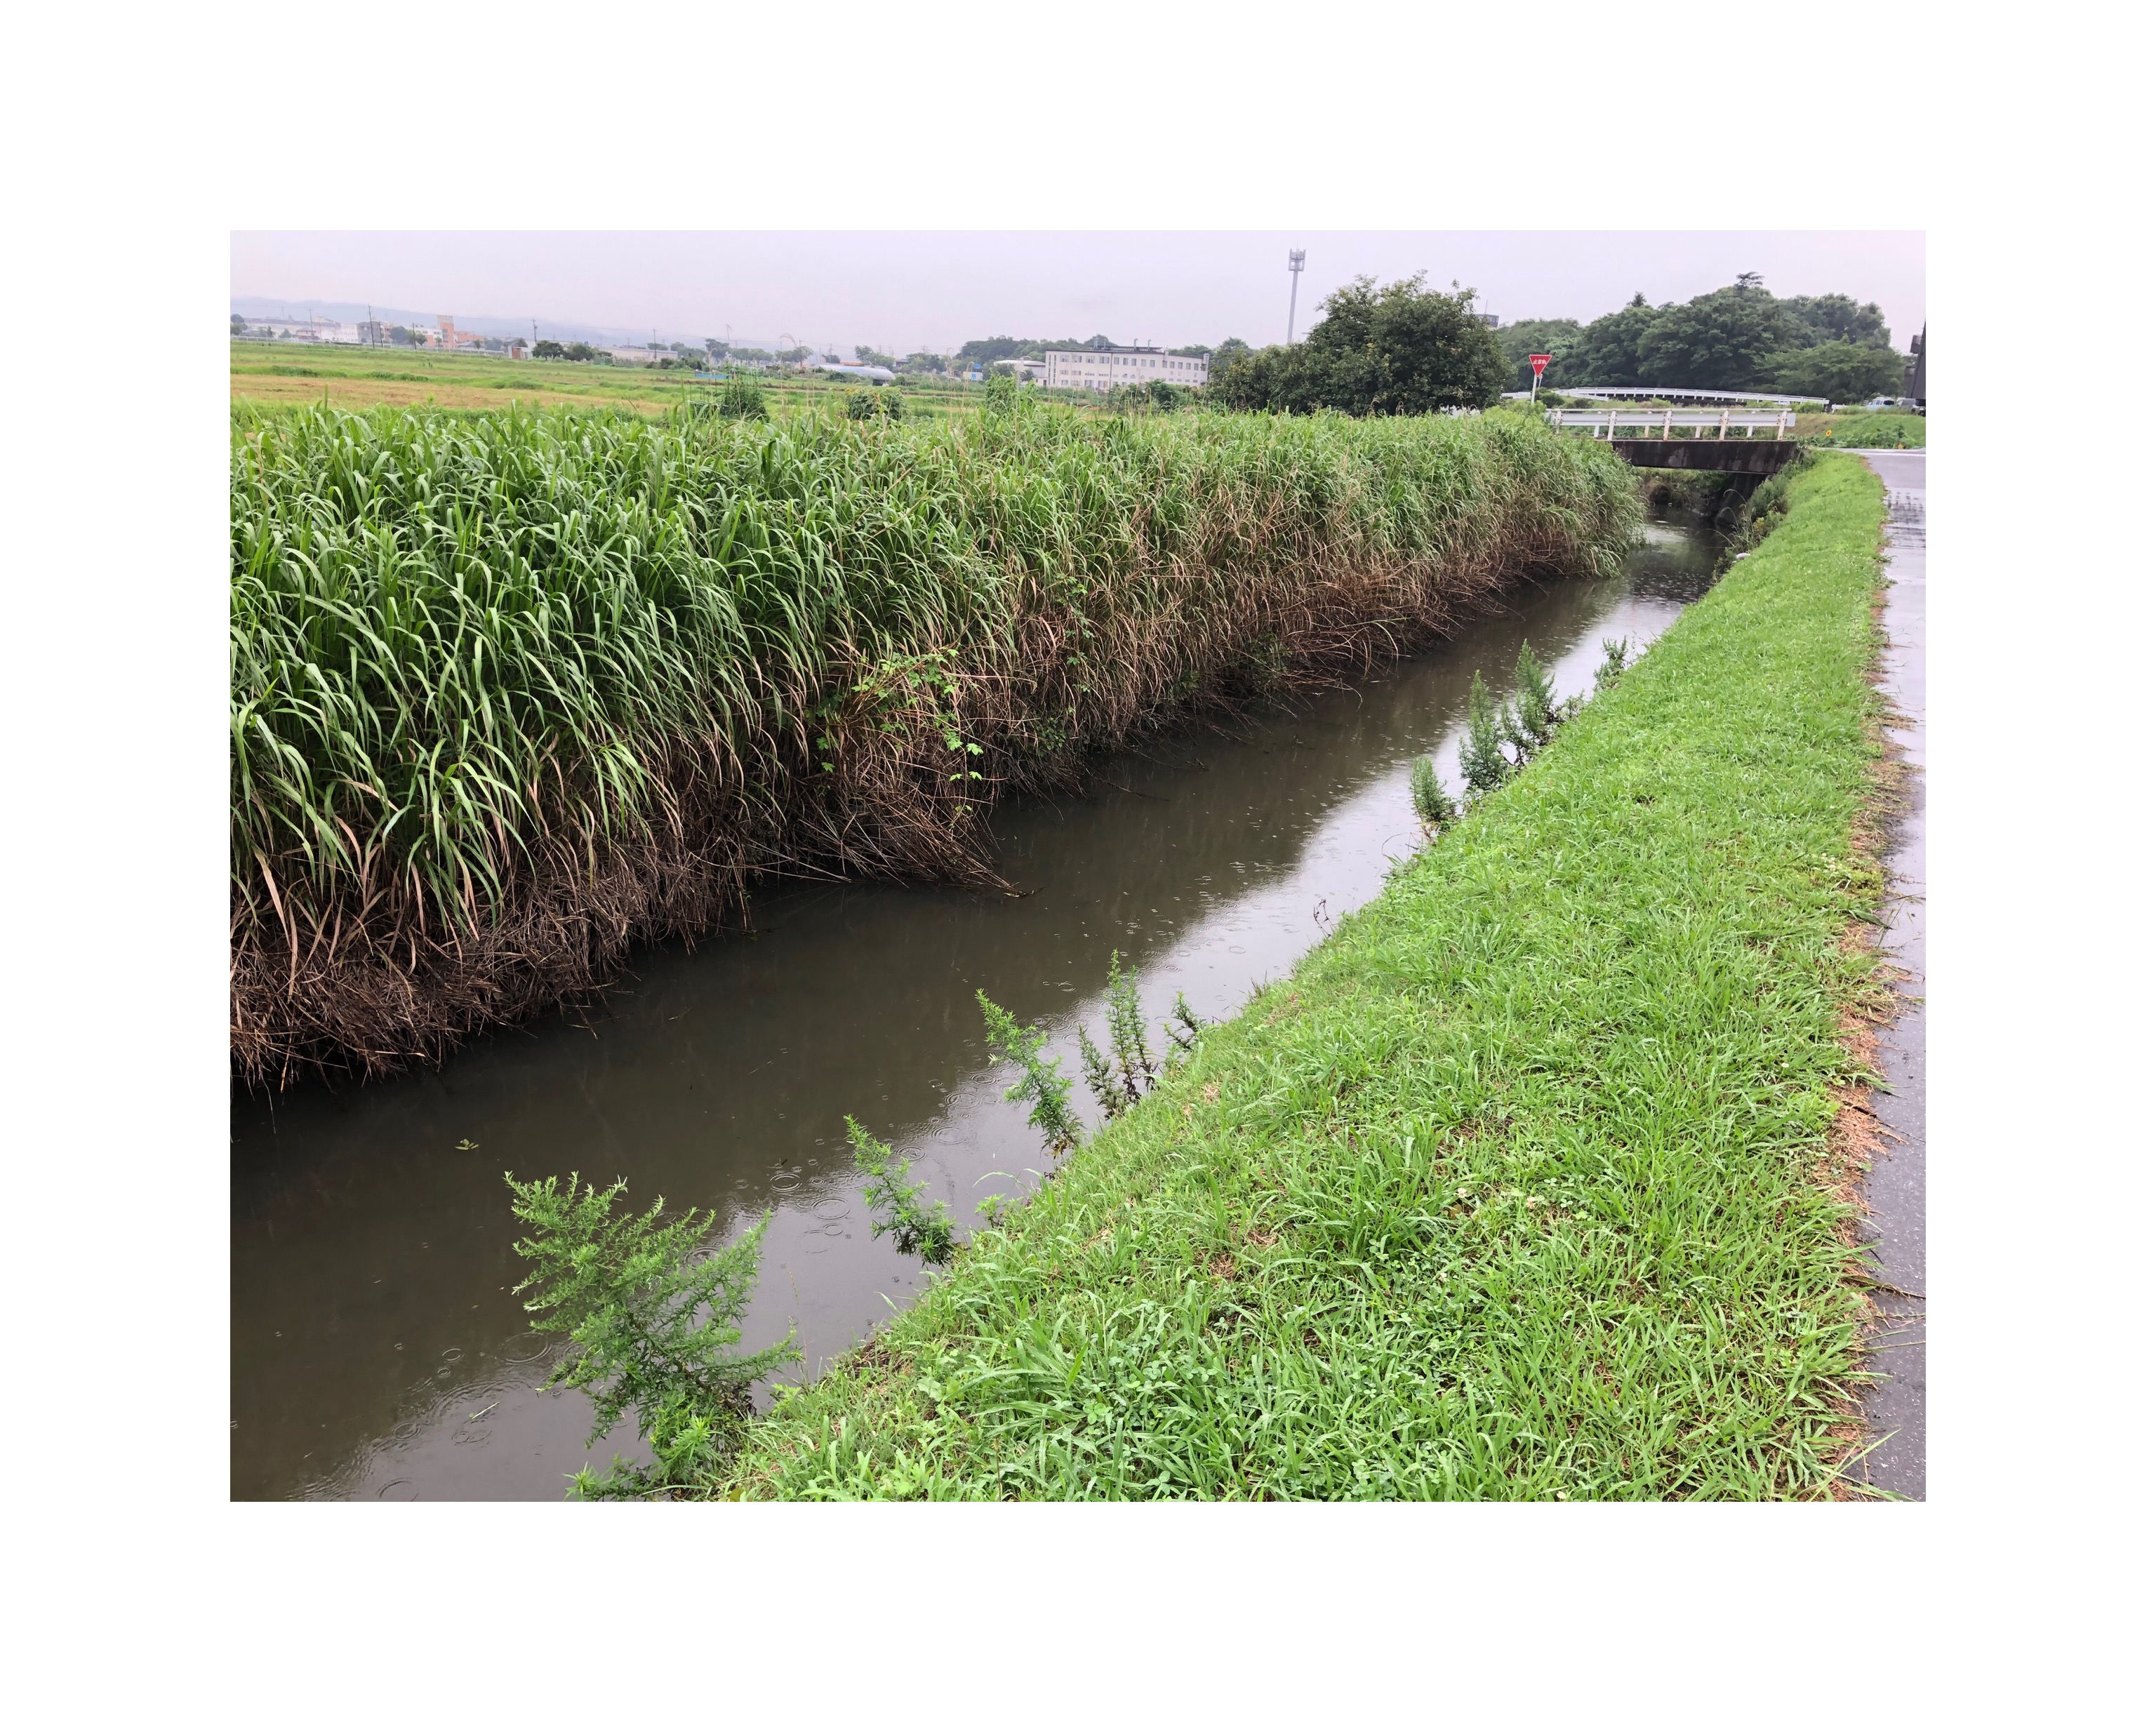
(1546, 406, 1797, 440)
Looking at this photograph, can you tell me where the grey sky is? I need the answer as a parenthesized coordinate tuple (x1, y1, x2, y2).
(232, 230, 1926, 356)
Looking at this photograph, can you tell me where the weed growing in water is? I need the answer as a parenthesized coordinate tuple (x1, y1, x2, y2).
(1595, 637, 1632, 693)
(1164, 992, 1206, 1062)
(848, 1117, 956, 1265)
(980, 959, 1209, 1158)
(1409, 756, 1458, 833)
(505, 1172, 797, 1498)
(1507, 641, 1559, 751)
(1460, 670, 1515, 796)
(978, 992, 1084, 1153)
(1104, 951, 1156, 1104)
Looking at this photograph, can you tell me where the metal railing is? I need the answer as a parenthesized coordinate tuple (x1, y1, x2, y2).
(1547, 406, 1798, 440)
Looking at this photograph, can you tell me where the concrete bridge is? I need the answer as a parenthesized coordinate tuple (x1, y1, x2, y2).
(1546, 404, 1800, 473)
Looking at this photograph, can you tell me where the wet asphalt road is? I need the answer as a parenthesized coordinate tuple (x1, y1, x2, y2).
(1854, 448, 1926, 1498)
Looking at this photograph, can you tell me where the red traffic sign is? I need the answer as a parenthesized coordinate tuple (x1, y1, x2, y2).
(1529, 353, 1552, 376)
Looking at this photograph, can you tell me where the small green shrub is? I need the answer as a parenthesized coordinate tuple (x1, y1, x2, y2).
(1460, 670, 1513, 796)
(1409, 755, 1456, 832)
(844, 388, 905, 423)
(1595, 637, 1631, 693)
(506, 1172, 797, 1498)
(1505, 640, 1558, 753)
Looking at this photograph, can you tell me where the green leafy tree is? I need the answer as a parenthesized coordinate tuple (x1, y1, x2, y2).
(1497, 317, 1584, 392)
(1565, 294, 1660, 387)
(1777, 293, 1891, 350)
(1769, 340, 1904, 403)
(1634, 280, 1787, 390)
(901, 351, 947, 374)
(506, 1173, 797, 1497)
(1211, 278, 1510, 415)
(854, 346, 898, 368)
(1204, 341, 1320, 412)
(1303, 274, 1512, 414)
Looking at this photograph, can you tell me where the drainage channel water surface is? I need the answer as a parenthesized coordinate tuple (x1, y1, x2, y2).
(231, 520, 1722, 1500)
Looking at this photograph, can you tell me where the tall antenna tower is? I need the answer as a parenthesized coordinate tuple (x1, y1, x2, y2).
(1286, 249, 1307, 343)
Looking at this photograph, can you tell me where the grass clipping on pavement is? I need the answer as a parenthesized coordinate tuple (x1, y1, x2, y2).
(719, 453, 1891, 1500)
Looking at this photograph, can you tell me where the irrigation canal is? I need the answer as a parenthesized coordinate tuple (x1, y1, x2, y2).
(232, 519, 1724, 1500)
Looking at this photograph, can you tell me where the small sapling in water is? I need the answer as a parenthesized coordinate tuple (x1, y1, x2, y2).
(1595, 637, 1631, 693)
(848, 1117, 955, 1265)
(1409, 756, 1457, 833)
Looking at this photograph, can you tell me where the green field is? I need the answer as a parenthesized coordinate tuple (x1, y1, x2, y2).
(708, 453, 1891, 1500)
(230, 339, 992, 421)
(232, 399, 1637, 1080)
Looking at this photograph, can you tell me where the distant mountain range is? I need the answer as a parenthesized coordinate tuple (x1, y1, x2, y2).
(230, 296, 785, 351)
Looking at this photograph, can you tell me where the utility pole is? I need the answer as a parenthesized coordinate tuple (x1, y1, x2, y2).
(1286, 249, 1307, 343)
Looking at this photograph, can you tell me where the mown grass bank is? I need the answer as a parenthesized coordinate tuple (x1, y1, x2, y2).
(233, 402, 1636, 1081)
(713, 453, 1889, 1500)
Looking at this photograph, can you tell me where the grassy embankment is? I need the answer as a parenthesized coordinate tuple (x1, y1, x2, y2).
(1794, 411, 1926, 449)
(232, 401, 1636, 1081)
(712, 453, 1890, 1500)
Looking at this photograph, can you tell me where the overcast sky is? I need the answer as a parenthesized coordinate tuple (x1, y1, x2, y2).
(232, 231, 1926, 356)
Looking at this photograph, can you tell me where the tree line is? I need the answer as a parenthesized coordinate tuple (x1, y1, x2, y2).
(1495, 275, 1908, 401)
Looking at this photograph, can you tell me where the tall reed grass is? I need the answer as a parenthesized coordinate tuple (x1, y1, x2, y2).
(232, 398, 1637, 1079)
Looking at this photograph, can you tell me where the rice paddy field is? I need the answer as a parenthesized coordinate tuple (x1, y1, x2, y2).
(230, 399, 1637, 1081)
(711, 453, 1893, 1500)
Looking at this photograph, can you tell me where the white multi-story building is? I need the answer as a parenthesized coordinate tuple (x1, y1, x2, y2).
(1044, 346, 1209, 392)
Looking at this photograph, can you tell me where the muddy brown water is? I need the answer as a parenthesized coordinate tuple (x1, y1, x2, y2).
(231, 520, 1722, 1500)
